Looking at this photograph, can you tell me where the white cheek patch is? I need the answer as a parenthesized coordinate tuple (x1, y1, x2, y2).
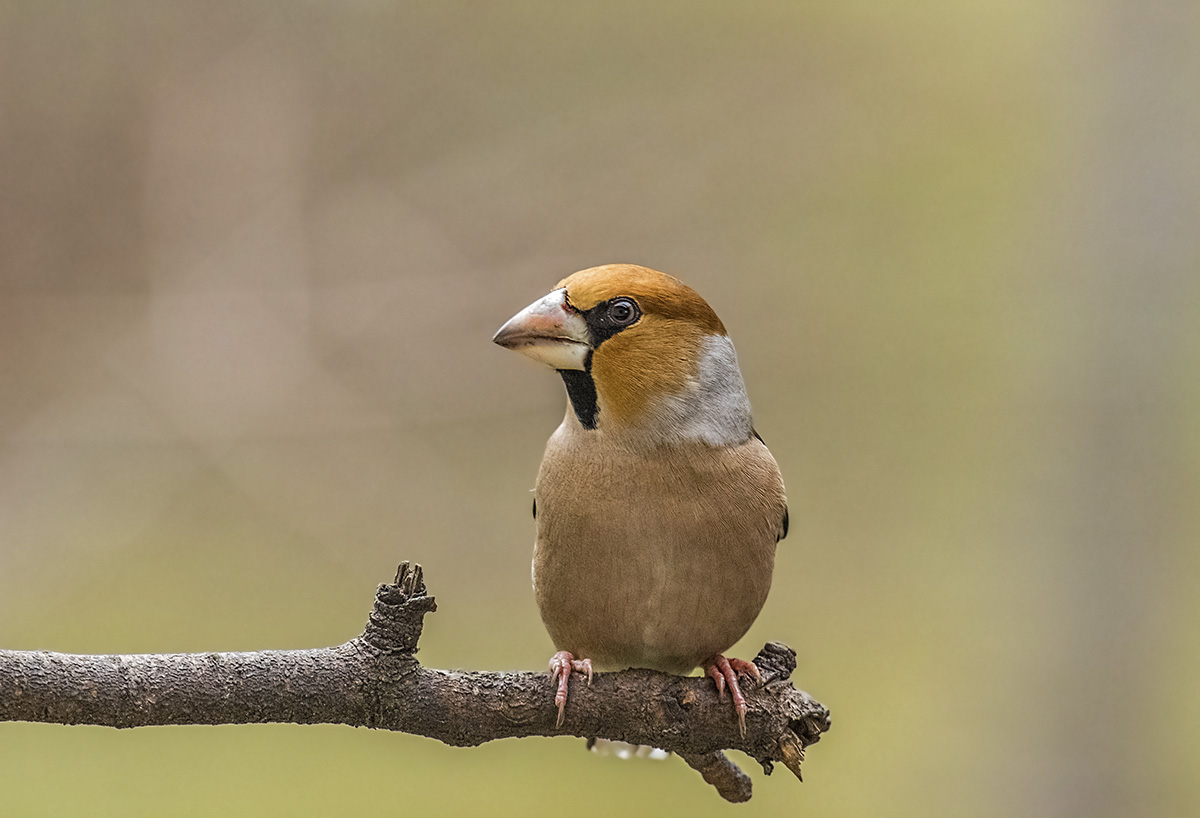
(653, 334, 753, 446)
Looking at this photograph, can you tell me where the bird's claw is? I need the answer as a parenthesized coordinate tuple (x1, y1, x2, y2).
(705, 663, 727, 699)
(549, 651, 592, 728)
(703, 654, 761, 738)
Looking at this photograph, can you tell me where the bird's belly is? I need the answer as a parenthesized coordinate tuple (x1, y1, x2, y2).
(532, 453, 777, 674)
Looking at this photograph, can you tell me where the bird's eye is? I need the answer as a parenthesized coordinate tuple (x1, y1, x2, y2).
(605, 298, 639, 326)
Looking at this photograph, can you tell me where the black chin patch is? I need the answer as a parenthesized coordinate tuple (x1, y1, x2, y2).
(558, 352, 598, 429)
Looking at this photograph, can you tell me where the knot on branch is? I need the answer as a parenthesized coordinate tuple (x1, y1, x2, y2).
(788, 688, 832, 748)
(360, 562, 438, 655)
(730, 640, 830, 784)
(750, 641, 831, 744)
(752, 641, 797, 684)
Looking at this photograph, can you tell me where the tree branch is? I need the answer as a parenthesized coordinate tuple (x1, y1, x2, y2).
(0, 563, 830, 803)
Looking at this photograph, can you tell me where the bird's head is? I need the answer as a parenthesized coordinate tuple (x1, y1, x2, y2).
(494, 264, 753, 447)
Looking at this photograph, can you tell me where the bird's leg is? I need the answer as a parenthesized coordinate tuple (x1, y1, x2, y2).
(548, 650, 593, 727)
(702, 654, 762, 737)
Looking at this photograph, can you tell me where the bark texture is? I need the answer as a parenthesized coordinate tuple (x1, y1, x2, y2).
(0, 563, 830, 803)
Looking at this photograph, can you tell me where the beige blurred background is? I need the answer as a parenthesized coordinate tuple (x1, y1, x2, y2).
(1, 2, 1198, 816)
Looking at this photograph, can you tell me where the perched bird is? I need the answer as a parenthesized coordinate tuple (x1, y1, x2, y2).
(493, 264, 787, 735)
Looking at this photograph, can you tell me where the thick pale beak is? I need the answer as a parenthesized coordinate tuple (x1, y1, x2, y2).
(493, 288, 591, 371)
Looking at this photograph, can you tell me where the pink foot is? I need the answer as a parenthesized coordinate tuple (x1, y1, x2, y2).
(702, 654, 762, 737)
(549, 650, 593, 727)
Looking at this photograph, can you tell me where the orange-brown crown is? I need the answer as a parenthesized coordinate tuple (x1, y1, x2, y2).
(556, 264, 726, 336)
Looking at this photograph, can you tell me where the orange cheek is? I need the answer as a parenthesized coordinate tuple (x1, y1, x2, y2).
(589, 320, 706, 427)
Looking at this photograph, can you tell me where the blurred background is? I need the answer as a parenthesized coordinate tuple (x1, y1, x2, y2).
(1, 2, 1197, 816)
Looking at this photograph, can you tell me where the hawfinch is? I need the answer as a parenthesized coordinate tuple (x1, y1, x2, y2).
(494, 264, 787, 735)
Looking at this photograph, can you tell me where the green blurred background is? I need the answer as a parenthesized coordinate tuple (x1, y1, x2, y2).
(2, 2, 1198, 816)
